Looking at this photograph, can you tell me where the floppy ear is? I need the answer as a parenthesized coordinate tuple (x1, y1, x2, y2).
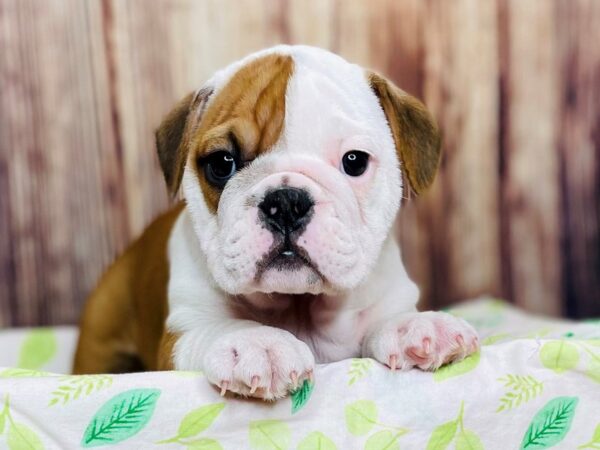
(155, 88, 212, 195)
(368, 72, 441, 196)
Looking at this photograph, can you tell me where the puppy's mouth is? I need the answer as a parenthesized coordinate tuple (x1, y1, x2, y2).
(254, 242, 324, 283)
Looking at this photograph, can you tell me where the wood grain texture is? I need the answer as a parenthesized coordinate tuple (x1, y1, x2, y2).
(0, 0, 598, 326)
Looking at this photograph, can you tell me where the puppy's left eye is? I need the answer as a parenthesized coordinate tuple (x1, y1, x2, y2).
(341, 150, 370, 177)
(203, 151, 237, 188)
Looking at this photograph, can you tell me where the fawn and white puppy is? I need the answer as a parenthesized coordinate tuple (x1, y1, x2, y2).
(73, 45, 479, 400)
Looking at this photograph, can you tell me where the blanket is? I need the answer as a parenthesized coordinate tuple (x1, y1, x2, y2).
(0, 298, 599, 450)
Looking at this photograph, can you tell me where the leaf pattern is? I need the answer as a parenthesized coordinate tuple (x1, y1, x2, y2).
(540, 341, 579, 373)
(7, 422, 45, 450)
(497, 374, 544, 412)
(520, 396, 578, 449)
(81, 388, 160, 447)
(578, 423, 600, 449)
(434, 351, 481, 381)
(426, 402, 483, 450)
(157, 402, 225, 445)
(365, 430, 400, 450)
(426, 420, 457, 450)
(0, 368, 53, 378)
(17, 329, 57, 370)
(345, 400, 378, 436)
(49, 375, 113, 406)
(249, 420, 291, 450)
(455, 430, 484, 450)
(297, 431, 337, 450)
(348, 359, 373, 386)
(291, 380, 314, 414)
(1, 396, 46, 450)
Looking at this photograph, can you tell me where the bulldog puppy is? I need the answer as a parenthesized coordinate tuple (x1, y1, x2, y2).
(73, 45, 479, 399)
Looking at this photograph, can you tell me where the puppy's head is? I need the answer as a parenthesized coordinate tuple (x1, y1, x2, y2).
(156, 46, 440, 297)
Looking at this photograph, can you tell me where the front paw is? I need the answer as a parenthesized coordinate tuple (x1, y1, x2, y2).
(363, 311, 479, 371)
(203, 326, 315, 400)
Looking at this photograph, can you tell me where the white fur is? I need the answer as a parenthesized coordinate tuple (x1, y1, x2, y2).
(168, 46, 478, 399)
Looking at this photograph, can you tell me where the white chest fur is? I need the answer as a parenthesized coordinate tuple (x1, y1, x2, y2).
(166, 209, 419, 364)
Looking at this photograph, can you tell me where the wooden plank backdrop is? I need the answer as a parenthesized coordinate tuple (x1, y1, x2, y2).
(0, 0, 598, 326)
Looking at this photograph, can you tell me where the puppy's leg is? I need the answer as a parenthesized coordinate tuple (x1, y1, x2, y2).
(165, 316, 315, 400)
(362, 311, 479, 371)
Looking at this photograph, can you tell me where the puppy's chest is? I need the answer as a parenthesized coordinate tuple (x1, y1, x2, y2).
(232, 297, 368, 363)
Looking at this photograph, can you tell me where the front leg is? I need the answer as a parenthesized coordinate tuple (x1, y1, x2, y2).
(172, 323, 315, 400)
(362, 311, 479, 371)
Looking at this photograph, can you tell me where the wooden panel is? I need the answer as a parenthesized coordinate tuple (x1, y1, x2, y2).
(502, 1, 562, 315)
(556, 0, 600, 318)
(403, 0, 502, 308)
(0, 0, 129, 326)
(1, 0, 599, 325)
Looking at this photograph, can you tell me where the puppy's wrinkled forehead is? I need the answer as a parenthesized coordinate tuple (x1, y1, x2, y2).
(190, 54, 293, 212)
(155, 45, 441, 215)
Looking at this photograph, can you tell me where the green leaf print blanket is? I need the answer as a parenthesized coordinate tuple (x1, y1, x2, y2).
(0, 298, 599, 450)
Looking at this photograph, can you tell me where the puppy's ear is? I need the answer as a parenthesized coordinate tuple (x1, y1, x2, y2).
(368, 72, 441, 196)
(155, 88, 212, 195)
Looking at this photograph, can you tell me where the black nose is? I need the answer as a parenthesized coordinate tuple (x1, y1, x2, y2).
(259, 188, 314, 235)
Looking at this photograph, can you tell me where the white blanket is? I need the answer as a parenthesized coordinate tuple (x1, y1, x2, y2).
(0, 299, 599, 450)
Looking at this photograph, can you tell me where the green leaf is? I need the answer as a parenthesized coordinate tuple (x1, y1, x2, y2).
(593, 424, 600, 443)
(0, 414, 5, 434)
(17, 329, 57, 370)
(297, 431, 337, 450)
(249, 420, 290, 450)
(187, 438, 223, 450)
(81, 388, 160, 447)
(344, 400, 377, 436)
(586, 360, 600, 383)
(365, 430, 400, 450)
(496, 374, 544, 412)
(7, 422, 44, 450)
(539, 341, 579, 373)
(176, 403, 225, 439)
(49, 375, 113, 406)
(348, 359, 373, 385)
(426, 420, 457, 450)
(0, 368, 52, 378)
(456, 430, 484, 450)
(520, 396, 578, 449)
(577, 424, 600, 450)
(434, 351, 481, 381)
(291, 380, 314, 414)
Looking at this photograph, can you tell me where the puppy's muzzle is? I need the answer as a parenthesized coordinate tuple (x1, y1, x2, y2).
(258, 187, 314, 238)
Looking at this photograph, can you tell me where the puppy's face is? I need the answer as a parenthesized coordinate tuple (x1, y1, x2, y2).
(156, 46, 440, 298)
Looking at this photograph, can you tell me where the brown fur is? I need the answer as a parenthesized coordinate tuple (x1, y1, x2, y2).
(368, 72, 441, 196)
(155, 54, 293, 212)
(73, 204, 183, 374)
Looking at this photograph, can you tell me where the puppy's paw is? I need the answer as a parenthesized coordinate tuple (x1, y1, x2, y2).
(203, 326, 315, 400)
(363, 311, 479, 371)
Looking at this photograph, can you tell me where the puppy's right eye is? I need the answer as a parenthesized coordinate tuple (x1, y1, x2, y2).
(203, 151, 237, 188)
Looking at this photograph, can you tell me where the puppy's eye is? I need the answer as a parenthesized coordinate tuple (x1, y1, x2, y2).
(203, 151, 237, 188)
(341, 150, 370, 177)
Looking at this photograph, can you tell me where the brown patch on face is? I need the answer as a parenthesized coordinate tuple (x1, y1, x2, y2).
(367, 72, 441, 197)
(188, 54, 294, 213)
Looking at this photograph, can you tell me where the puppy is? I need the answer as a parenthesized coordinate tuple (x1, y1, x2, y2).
(73, 45, 479, 399)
